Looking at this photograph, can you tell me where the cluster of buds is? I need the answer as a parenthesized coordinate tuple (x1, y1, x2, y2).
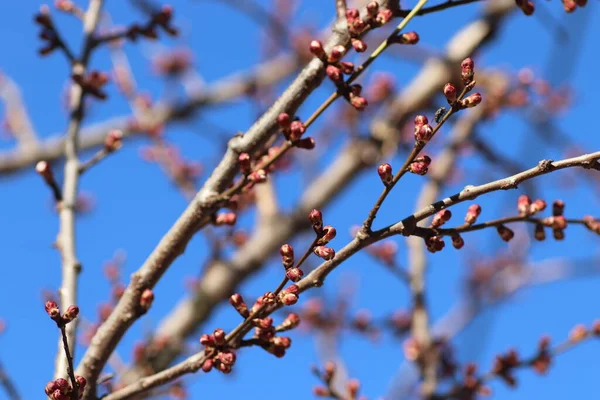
(279, 284, 300, 306)
(425, 235, 445, 253)
(276, 113, 315, 148)
(560, 0, 587, 13)
(251, 315, 296, 358)
(199, 329, 236, 374)
(124, 5, 179, 41)
(345, 2, 394, 51)
(409, 155, 431, 175)
(348, 84, 368, 111)
(72, 71, 109, 100)
(104, 129, 123, 152)
(44, 301, 79, 326)
(44, 376, 86, 400)
(515, 0, 535, 15)
(464, 204, 482, 225)
(492, 349, 520, 387)
(414, 115, 434, 143)
(280, 244, 304, 282)
(34, 6, 63, 56)
(431, 209, 452, 228)
(313, 362, 362, 400)
(308, 209, 336, 261)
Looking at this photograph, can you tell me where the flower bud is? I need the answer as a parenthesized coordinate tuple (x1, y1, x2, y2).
(351, 38, 367, 52)
(201, 359, 213, 373)
(375, 9, 393, 25)
(309, 40, 325, 58)
(460, 92, 482, 108)
(286, 267, 304, 282)
(350, 95, 368, 110)
(45, 381, 57, 395)
(309, 209, 323, 231)
(278, 313, 301, 331)
(414, 115, 428, 126)
(415, 124, 434, 142)
(366, 1, 379, 16)
(461, 57, 474, 84)
(238, 153, 251, 174)
(295, 137, 316, 149)
(451, 234, 464, 249)
(248, 169, 267, 183)
(395, 31, 419, 45)
(140, 288, 154, 311)
(45, 300, 60, 319)
(314, 246, 335, 260)
(280, 292, 298, 306)
(378, 163, 393, 185)
(339, 61, 354, 74)
(289, 120, 305, 141)
(213, 328, 226, 345)
(75, 375, 86, 390)
(517, 195, 532, 215)
(63, 305, 79, 322)
(443, 83, 457, 104)
(104, 129, 123, 152)
(465, 204, 481, 225)
(552, 200, 565, 216)
(214, 212, 237, 226)
(530, 199, 547, 213)
(497, 225, 514, 242)
(200, 334, 215, 346)
(229, 293, 249, 318)
(277, 112, 291, 131)
(409, 155, 431, 175)
(569, 324, 588, 343)
(328, 45, 346, 63)
(345, 8, 359, 21)
(431, 209, 452, 228)
(326, 65, 343, 82)
(318, 225, 337, 245)
(534, 224, 546, 241)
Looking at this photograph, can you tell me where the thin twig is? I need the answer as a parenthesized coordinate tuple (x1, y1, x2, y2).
(0, 359, 21, 400)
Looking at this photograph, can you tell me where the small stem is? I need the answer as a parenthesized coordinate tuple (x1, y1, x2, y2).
(60, 325, 79, 400)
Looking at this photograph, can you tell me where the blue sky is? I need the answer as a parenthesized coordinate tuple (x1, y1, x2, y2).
(1, 1, 599, 399)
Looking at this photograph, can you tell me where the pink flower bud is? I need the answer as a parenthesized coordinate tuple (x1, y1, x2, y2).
(201, 358, 213, 372)
(367, 1, 379, 15)
(426, 236, 445, 253)
(289, 120, 305, 141)
(313, 386, 330, 397)
(295, 137, 316, 149)
(460, 92, 482, 109)
(345, 8, 360, 21)
(517, 195, 532, 215)
(318, 225, 337, 245)
(409, 155, 431, 175)
(140, 288, 154, 311)
(398, 31, 419, 44)
(45, 381, 57, 395)
(431, 209, 452, 228)
(278, 313, 301, 331)
(326, 65, 343, 82)
(465, 204, 482, 225)
(378, 163, 393, 185)
(339, 61, 354, 74)
(461, 57, 474, 84)
(415, 124, 434, 142)
(63, 305, 79, 322)
(286, 267, 304, 282)
(213, 328, 225, 345)
(200, 334, 215, 346)
(284, 284, 299, 295)
(375, 9, 393, 25)
(214, 212, 237, 226)
(262, 291, 277, 304)
(314, 246, 335, 260)
(530, 199, 547, 213)
(309, 209, 323, 231)
(351, 38, 367, 52)
(54, 378, 69, 393)
(350, 95, 368, 110)
(414, 115, 429, 126)
(238, 153, 251, 174)
(230, 293, 249, 318)
(328, 45, 346, 63)
(104, 129, 123, 152)
(309, 40, 325, 58)
(249, 169, 267, 183)
(45, 300, 60, 319)
(443, 83, 457, 104)
(75, 375, 86, 390)
(36, 160, 54, 183)
(497, 225, 514, 242)
(563, 0, 577, 12)
(280, 244, 294, 259)
(543, 216, 567, 230)
(280, 292, 298, 306)
(277, 112, 291, 130)
(348, 379, 360, 398)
